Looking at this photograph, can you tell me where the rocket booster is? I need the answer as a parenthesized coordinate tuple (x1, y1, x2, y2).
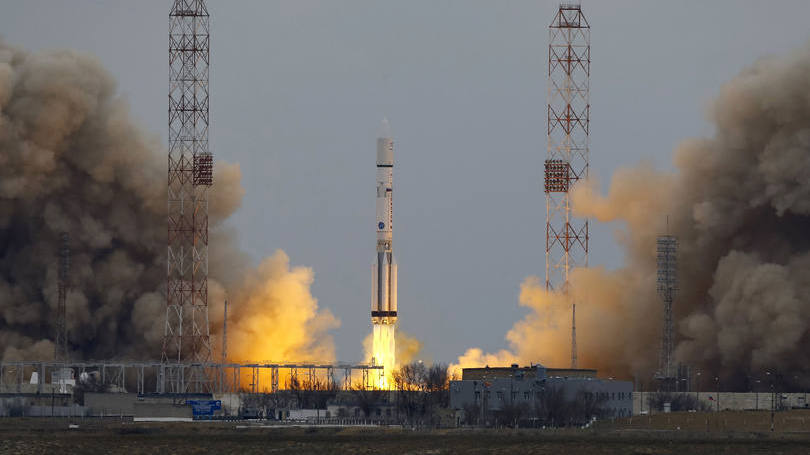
(372, 118, 397, 324)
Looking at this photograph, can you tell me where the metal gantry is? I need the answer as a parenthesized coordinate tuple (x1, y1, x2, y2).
(164, 0, 213, 393)
(0, 361, 383, 395)
(545, 3, 590, 369)
(655, 235, 678, 388)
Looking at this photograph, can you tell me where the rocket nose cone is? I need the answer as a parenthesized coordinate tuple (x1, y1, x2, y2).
(378, 117, 392, 139)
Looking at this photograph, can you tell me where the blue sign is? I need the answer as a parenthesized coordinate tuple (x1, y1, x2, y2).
(186, 400, 222, 417)
(378, 221, 385, 230)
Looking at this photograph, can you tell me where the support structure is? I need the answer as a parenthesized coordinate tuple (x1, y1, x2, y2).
(163, 0, 213, 393)
(655, 235, 678, 389)
(545, 3, 590, 369)
(55, 233, 70, 362)
(0, 361, 383, 395)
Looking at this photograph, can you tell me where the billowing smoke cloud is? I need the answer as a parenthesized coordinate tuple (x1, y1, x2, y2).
(211, 250, 339, 362)
(0, 40, 338, 363)
(456, 44, 810, 385)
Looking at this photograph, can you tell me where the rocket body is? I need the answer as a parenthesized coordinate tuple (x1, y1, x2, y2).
(372, 130, 397, 323)
(371, 120, 396, 372)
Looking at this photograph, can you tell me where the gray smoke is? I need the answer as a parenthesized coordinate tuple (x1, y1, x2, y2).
(0, 40, 337, 362)
(568, 44, 810, 384)
(454, 44, 810, 387)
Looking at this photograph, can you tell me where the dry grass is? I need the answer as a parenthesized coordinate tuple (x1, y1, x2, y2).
(596, 409, 810, 433)
(2, 415, 810, 454)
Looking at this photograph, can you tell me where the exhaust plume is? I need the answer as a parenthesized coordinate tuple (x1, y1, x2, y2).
(363, 329, 423, 386)
(456, 44, 810, 385)
(0, 40, 337, 363)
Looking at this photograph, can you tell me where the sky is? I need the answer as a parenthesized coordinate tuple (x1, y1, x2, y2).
(2, 0, 810, 364)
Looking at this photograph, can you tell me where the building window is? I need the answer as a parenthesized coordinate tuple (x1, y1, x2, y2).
(475, 391, 481, 403)
(511, 391, 517, 402)
(524, 392, 530, 401)
(497, 391, 504, 401)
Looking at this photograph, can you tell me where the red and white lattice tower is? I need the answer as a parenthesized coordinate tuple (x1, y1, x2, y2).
(545, 4, 589, 369)
(163, 0, 213, 391)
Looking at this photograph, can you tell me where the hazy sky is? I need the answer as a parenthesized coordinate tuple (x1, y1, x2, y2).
(2, 0, 810, 364)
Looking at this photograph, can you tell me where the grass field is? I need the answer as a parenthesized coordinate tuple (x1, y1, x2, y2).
(2, 413, 810, 454)
(597, 408, 810, 433)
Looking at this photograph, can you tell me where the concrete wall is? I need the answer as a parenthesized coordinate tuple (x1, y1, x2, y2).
(213, 393, 241, 416)
(133, 401, 192, 419)
(85, 392, 138, 416)
(85, 393, 195, 418)
(0, 383, 67, 394)
(25, 405, 87, 417)
(633, 391, 810, 414)
(0, 394, 73, 416)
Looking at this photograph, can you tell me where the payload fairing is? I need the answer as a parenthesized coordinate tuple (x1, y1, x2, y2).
(371, 118, 396, 379)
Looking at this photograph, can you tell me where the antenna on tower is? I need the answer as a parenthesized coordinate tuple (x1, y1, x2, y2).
(545, 3, 590, 369)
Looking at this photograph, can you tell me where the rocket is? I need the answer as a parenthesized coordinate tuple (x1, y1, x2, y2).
(372, 118, 397, 327)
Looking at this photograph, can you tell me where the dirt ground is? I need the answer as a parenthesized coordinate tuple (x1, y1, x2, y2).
(2, 414, 810, 454)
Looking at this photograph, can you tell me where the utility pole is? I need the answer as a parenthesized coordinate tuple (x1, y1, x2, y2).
(221, 299, 228, 363)
(219, 299, 228, 394)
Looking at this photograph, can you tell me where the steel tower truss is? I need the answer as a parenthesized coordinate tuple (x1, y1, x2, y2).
(55, 233, 70, 362)
(163, 0, 213, 392)
(656, 235, 678, 386)
(545, 4, 589, 369)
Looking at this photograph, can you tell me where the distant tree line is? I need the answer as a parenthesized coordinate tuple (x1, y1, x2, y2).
(391, 361, 449, 427)
(238, 361, 452, 424)
(462, 386, 609, 428)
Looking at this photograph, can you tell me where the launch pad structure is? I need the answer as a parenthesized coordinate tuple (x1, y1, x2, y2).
(0, 361, 384, 395)
(545, 3, 590, 369)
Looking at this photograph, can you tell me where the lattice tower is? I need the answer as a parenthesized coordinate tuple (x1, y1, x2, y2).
(55, 232, 70, 362)
(545, 3, 589, 369)
(656, 235, 678, 383)
(163, 0, 213, 391)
